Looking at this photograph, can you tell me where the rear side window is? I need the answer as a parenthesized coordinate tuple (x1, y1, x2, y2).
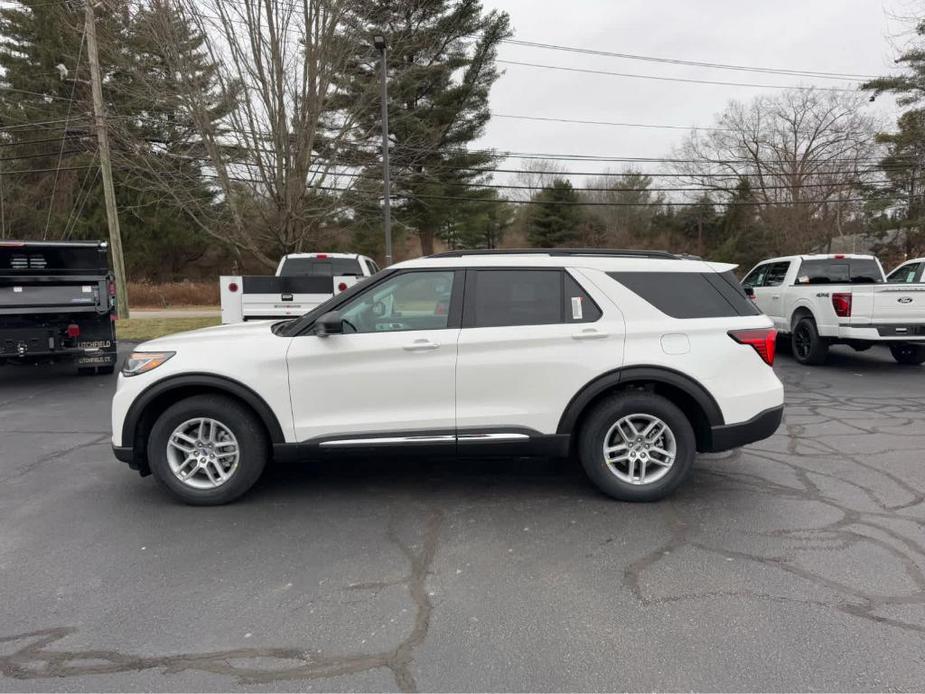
(607, 271, 761, 319)
(888, 262, 921, 284)
(764, 262, 791, 287)
(279, 257, 363, 277)
(796, 259, 882, 285)
(467, 270, 562, 327)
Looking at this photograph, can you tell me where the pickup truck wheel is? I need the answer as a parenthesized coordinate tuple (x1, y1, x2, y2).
(890, 343, 925, 366)
(792, 318, 829, 365)
(147, 395, 268, 505)
(578, 392, 696, 503)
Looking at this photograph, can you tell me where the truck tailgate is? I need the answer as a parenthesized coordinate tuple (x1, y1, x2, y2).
(867, 284, 925, 323)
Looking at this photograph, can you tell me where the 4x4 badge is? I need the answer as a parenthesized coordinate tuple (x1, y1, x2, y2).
(898, 297, 913, 304)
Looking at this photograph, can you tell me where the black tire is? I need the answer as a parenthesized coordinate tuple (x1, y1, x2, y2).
(791, 317, 829, 365)
(890, 343, 925, 366)
(577, 392, 696, 503)
(147, 394, 268, 505)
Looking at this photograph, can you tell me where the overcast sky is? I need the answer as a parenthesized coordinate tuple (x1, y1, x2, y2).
(477, 0, 908, 181)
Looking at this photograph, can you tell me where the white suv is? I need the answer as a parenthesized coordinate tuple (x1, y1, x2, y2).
(112, 250, 784, 505)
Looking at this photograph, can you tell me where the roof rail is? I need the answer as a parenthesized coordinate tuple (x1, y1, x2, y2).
(428, 248, 687, 260)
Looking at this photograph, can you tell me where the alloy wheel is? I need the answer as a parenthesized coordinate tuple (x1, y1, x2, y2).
(165, 417, 240, 490)
(602, 413, 677, 486)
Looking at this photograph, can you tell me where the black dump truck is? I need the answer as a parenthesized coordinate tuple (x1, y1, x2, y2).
(0, 240, 118, 375)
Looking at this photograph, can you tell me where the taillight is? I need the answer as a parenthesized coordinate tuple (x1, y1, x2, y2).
(337, 282, 348, 292)
(228, 282, 239, 293)
(832, 292, 852, 318)
(728, 328, 777, 366)
(66, 323, 80, 338)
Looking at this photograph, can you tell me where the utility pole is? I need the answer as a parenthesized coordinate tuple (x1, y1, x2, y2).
(373, 34, 393, 266)
(85, 0, 129, 319)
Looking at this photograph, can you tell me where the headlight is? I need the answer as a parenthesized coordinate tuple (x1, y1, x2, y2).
(122, 351, 175, 377)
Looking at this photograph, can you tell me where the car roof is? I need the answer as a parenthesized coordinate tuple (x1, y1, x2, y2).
(282, 252, 362, 259)
(759, 254, 877, 264)
(392, 249, 735, 274)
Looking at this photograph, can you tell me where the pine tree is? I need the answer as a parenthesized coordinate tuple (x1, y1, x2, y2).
(527, 179, 583, 248)
(333, 0, 511, 256)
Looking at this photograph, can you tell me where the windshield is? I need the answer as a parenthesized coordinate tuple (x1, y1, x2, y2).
(279, 257, 362, 277)
(275, 272, 383, 336)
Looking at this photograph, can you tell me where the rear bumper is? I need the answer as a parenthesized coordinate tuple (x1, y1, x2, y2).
(836, 324, 925, 341)
(707, 405, 783, 452)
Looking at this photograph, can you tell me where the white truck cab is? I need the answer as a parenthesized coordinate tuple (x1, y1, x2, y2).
(743, 254, 925, 365)
(888, 258, 925, 284)
(220, 253, 379, 323)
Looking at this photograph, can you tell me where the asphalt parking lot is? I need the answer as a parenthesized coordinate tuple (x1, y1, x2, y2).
(1, 344, 924, 692)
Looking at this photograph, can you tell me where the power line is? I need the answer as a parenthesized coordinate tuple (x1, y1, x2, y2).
(497, 59, 861, 93)
(493, 113, 737, 133)
(501, 39, 881, 81)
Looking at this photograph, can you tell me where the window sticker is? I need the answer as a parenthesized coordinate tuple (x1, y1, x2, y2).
(82, 286, 92, 293)
(571, 296, 583, 320)
(13, 286, 22, 293)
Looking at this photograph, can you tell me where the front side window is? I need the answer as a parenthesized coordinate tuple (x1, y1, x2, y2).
(338, 271, 455, 334)
(888, 262, 922, 284)
(743, 264, 770, 288)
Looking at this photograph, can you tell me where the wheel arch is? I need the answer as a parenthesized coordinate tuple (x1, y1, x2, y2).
(789, 304, 816, 332)
(122, 374, 286, 471)
(557, 366, 724, 453)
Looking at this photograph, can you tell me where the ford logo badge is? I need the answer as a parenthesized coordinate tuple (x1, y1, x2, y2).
(898, 297, 913, 304)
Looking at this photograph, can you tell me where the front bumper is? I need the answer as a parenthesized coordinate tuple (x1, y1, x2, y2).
(707, 405, 783, 452)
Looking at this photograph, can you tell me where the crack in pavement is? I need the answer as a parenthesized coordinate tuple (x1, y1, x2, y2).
(0, 507, 444, 691)
(621, 364, 925, 640)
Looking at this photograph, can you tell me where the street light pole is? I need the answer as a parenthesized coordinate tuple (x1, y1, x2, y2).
(373, 35, 392, 266)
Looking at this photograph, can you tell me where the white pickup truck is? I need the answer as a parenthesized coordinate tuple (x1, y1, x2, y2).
(742, 254, 925, 365)
(220, 252, 379, 323)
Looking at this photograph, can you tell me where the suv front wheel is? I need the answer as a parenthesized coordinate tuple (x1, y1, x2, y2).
(147, 394, 268, 505)
(578, 392, 696, 502)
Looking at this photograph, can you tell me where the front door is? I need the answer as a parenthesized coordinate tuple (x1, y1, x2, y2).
(286, 269, 462, 442)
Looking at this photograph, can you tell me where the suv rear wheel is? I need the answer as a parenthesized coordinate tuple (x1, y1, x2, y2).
(578, 392, 696, 502)
(792, 317, 829, 365)
(147, 394, 268, 505)
(890, 343, 925, 366)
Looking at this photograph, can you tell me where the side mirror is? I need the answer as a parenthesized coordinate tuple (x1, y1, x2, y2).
(316, 311, 344, 337)
(743, 286, 755, 298)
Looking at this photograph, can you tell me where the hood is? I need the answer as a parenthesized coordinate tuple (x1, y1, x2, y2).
(137, 319, 281, 351)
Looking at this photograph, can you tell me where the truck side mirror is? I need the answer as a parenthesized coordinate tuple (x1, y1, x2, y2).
(743, 286, 755, 298)
(315, 311, 344, 337)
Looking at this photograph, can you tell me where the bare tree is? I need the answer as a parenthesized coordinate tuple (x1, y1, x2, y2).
(509, 159, 569, 201)
(581, 168, 665, 247)
(114, 0, 377, 269)
(674, 89, 880, 253)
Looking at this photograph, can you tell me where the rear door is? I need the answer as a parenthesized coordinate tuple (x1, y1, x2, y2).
(454, 268, 624, 437)
(743, 262, 791, 327)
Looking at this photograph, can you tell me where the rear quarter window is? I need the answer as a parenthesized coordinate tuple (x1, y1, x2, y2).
(607, 271, 761, 319)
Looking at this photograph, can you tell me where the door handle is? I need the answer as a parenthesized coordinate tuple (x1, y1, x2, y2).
(403, 339, 440, 352)
(572, 329, 610, 340)
(772, 295, 780, 300)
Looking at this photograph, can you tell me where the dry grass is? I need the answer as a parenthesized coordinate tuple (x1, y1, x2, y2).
(117, 317, 221, 342)
(128, 281, 220, 308)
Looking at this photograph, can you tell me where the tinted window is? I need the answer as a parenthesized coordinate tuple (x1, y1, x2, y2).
(764, 262, 791, 287)
(796, 259, 883, 285)
(339, 271, 455, 333)
(607, 271, 760, 319)
(564, 274, 602, 323)
(469, 270, 562, 327)
(280, 257, 363, 277)
(888, 262, 922, 284)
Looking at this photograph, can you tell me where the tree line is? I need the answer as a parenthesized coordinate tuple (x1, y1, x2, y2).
(0, 0, 924, 280)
